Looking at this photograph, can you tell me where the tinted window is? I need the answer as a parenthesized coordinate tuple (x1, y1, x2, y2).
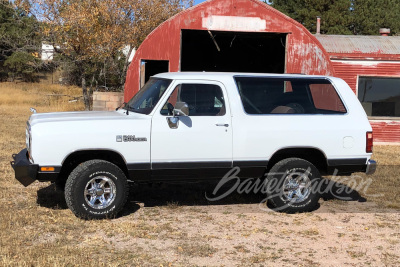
(358, 77, 400, 117)
(161, 83, 226, 116)
(234, 77, 346, 115)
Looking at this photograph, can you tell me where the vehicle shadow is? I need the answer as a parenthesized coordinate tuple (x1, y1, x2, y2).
(36, 177, 366, 216)
(319, 178, 367, 202)
(36, 183, 68, 209)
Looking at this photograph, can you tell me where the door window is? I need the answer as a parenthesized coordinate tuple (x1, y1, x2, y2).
(161, 83, 226, 116)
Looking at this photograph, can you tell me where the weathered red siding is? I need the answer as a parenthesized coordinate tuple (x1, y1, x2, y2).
(315, 35, 400, 143)
(371, 121, 400, 143)
(331, 60, 400, 94)
(124, 0, 335, 100)
(330, 60, 400, 143)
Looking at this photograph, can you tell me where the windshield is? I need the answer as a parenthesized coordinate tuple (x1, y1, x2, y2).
(125, 78, 172, 115)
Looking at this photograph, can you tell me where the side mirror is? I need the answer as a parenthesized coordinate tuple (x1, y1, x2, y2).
(173, 102, 189, 117)
(166, 102, 189, 129)
(166, 116, 179, 129)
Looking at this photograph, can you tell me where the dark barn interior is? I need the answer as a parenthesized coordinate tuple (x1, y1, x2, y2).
(140, 60, 169, 86)
(181, 29, 286, 73)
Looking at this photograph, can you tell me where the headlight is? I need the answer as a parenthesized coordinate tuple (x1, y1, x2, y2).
(26, 122, 32, 162)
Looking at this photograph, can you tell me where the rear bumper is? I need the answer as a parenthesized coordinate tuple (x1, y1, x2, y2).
(365, 159, 377, 175)
(10, 149, 38, 187)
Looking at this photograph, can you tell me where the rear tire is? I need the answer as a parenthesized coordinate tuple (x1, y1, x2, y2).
(65, 160, 128, 219)
(265, 158, 320, 213)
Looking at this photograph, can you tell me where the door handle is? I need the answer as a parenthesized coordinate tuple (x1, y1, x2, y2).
(216, 123, 229, 127)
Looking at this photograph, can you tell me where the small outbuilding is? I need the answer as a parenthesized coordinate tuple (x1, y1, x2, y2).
(316, 34, 400, 143)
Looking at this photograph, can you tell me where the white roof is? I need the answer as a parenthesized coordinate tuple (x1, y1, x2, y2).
(154, 72, 330, 80)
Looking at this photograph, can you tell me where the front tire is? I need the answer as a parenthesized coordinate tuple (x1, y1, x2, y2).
(65, 160, 128, 219)
(266, 158, 320, 213)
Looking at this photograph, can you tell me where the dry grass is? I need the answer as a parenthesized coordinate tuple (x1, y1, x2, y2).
(326, 145, 400, 209)
(0, 82, 399, 266)
(0, 82, 84, 114)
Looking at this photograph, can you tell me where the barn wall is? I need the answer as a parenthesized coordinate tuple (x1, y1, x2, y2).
(331, 60, 400, 94)
(332, 59, 400, 143)
(371, 121, 400, 143)
(124, 0, 334, 100)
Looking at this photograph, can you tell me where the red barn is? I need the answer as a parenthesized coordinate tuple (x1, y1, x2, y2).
(124, 0, 335, 99)
(124, 0, 400, 143)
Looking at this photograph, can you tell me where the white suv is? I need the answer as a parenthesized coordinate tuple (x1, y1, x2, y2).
(11, 72, 376, 219)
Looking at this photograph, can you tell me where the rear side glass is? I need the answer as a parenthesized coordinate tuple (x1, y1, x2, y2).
(309, 84, 347, 113)
(234, 77, 347, 115)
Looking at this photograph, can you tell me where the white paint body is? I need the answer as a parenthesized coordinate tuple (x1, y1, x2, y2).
(27, 72, 373, 169)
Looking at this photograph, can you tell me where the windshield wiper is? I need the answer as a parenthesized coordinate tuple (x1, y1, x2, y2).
(116, 102, 127, 111)
(117, 102, 136, 115)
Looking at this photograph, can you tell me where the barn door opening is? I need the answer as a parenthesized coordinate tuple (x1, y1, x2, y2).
(181, 30, 286, 73)
(140, 60, 169, 87)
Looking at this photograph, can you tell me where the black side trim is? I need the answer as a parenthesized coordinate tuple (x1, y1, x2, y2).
(233, 160, 268, 167)
(152, 161, 232, 170)
(327, 158, 368, 175)
(128, 161, 269, 182)
(127, 163, 151, 170)
(327, 158, 367, 166)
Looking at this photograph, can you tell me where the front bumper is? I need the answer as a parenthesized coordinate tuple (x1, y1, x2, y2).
(10, 149, 38, 187)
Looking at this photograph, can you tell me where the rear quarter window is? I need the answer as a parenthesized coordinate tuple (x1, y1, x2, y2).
(234, 77, 347, 115)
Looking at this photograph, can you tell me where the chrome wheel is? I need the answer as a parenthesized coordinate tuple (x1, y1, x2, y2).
(84, 176, 116, 209)
(282, 168, 312, 203)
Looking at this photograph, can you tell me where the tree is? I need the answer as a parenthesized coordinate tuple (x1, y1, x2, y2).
(26, 0, 193, 110)
(4, 51, 39, 81)
(352, 0, 400, 35)
(0, 0, 41, 81)
(269, 0, 352, 34)
(268, 0, 400, 35)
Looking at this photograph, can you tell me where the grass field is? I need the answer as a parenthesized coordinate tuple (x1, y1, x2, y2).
(0, 82, 399, 266)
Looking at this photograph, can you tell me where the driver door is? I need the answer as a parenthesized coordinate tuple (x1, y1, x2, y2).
(150, 80, 233, 180)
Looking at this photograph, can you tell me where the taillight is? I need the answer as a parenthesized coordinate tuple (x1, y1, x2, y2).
(366, 131, 373, 153)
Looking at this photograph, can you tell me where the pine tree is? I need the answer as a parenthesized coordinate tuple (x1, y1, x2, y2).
(352, 0, 400, 35)
(270, 0, 352, 34)
(269, 0, 400, 35)
(0, 1, 41, 81)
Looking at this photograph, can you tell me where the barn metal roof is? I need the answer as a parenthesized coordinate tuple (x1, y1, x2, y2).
(314, 35, 400, 55)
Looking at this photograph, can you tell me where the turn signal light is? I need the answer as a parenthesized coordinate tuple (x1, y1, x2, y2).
(41, 167, 55, 172)
(366, 132, 373, 153)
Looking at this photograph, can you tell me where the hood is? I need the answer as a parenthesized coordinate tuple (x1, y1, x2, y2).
(28, 110, 148, 126)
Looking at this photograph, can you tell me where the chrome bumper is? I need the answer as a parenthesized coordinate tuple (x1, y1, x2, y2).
(365, 159, 377, 175)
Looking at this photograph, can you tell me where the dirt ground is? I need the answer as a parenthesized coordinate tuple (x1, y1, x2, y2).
(0, 83, 399, 266)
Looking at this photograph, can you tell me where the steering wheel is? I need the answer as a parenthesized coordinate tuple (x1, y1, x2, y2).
(287, 103, 305, 114)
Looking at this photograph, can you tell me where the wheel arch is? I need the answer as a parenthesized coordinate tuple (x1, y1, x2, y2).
(267, 147, 328, 174)
(59, 149, 129, 184)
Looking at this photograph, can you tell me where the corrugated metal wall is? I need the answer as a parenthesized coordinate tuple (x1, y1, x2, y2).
(370, 121, 400, 143)
(331, 60, 400, 94)
(332, 60, 400, 143)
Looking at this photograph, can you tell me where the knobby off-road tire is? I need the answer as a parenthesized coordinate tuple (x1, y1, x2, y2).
(65, 160, 129, 219)
(266, 158, 320, 213)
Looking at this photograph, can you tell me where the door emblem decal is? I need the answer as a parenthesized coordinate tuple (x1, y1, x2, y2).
(116, 135, 147, 142)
